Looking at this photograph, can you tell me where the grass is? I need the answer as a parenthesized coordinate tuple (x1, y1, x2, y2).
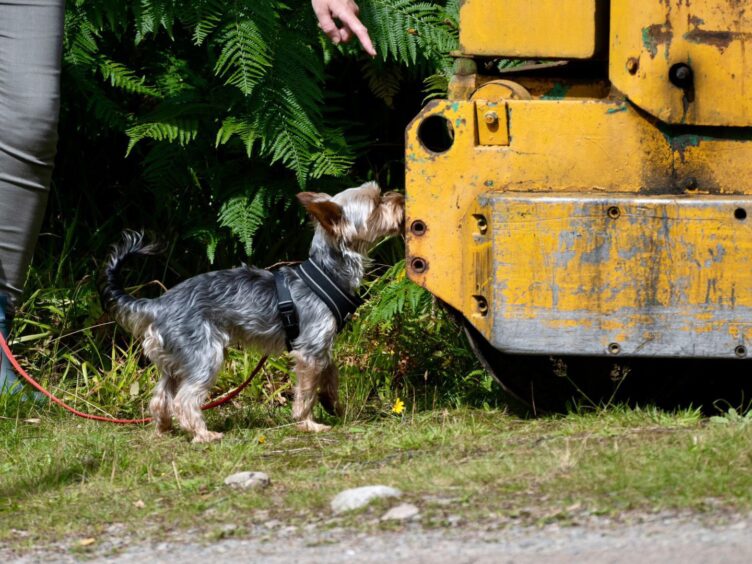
(4, 227, 752, 556)
(3, 402, 752, 555)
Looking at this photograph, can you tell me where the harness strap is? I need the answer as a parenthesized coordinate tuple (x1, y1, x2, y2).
(298, 259, 364, 330)
(273, 269, 299, 351)
(273, 260, 364, 351)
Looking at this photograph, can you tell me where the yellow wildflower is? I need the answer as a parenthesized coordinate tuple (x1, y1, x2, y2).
(392, 398, 405, 414)
(258, 435, 266, 444)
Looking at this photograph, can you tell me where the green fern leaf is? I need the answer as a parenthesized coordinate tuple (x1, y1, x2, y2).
(218, 190, 268, 257)
(99, 58, 161, 97)
(214, 8, 276, 95)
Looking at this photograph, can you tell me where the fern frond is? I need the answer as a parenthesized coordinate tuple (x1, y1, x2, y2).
(99, 58, 161, 97)
(133, 0, 177, 42)
(363, 60, 403, 107)
(126, 119, 198, 155)
(361, 0, 457, 65)
(218, 190, 268, 257)
(187, 0, 225, 45)
(188, 227, 221, 263)
(310, 129, 354, 179)
(214, 6, 276, 95)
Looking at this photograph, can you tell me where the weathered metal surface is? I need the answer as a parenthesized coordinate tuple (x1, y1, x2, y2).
(477, 193, 752, 358)
(610, 0, 752, 126)
(475, 101, 509, 145)
(459, 0, 605, 59)
(406, 95, 752, 357)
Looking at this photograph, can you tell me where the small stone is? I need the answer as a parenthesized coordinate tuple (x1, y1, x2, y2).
(446, 514, 463, 526)
(263, 519, 282, 529)
(330, 485, 402, 513)
(381, 503, 420, 521)
(224, 471, 270, 490)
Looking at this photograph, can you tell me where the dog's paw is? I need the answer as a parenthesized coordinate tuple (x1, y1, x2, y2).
(192, 430, 224, 443)
(297, 420, 332, 433)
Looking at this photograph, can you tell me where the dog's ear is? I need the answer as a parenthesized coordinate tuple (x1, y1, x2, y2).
(297, 192, 343, 234)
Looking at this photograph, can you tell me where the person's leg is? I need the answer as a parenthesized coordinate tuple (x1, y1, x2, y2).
(0, 0, 65, 391)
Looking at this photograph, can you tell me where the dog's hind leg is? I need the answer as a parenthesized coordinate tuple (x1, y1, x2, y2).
(173, 376, 225, 443)
(172, 339, 226, 443)
(318, 362, 343, 418)
(144, 325, 176, 436)
(149, 375, 176, 435)
(292, 352, 330, 433)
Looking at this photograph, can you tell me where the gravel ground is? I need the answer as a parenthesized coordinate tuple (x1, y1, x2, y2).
(4, 512, 752, 563)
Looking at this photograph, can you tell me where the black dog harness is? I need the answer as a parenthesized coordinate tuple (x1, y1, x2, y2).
(273, 259, 364, 351)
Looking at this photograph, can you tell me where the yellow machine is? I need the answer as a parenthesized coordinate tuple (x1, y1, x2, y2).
(406, 0, 752, 408)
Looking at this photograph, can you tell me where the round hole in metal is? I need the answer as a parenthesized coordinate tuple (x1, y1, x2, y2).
(410, 220, 427, 236)
(417, 115, 455, 154)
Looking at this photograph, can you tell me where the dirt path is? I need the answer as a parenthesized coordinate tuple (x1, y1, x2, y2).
(5, 512, 751, 563)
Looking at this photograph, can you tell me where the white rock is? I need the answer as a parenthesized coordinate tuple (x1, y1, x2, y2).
(330, 485, 402, 513)
(381, 503, 420, 521)
(223, 471, 270, 489)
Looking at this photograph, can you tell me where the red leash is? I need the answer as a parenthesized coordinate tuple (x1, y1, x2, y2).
(0, 331, 268, 424)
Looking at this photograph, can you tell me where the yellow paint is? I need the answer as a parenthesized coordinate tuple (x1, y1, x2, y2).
(410, 1, 752, 357)
(475, 101, 509, 145)
(484, 194, 752, 317)
(459, 0, 602, 59)
(610, 0, 752, 126)
(406, 96, 752, 348)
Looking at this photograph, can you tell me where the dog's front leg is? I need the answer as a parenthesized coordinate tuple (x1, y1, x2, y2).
(291, 352, 331, 433)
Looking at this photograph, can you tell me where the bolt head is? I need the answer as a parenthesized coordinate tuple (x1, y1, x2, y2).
(484, 111, 498, 125)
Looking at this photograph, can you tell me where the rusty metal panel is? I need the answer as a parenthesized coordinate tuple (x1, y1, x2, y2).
(459, 0, 604, 59)
(406, 96, 752, 354)
(480, 193, 752, 358)
(610, 0, 752, 126)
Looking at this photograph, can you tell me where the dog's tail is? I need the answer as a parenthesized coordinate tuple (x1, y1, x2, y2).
(99, 231, 161, 333)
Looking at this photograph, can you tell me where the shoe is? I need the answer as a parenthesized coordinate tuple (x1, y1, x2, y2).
(0, 295, 44, 402)
(0, 294, 22, 394)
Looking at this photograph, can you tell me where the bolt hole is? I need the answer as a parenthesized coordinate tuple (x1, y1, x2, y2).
(735, 208, 747, 221)
(735, 345, 747, 358)
(410, 257, 427, 273)
(669, 63, 693, 89)
(607, 206, 620, 219)
(417, 115, 455, 154)
(473, 295, 489, 316)
(473, 214, 488, 234)
(410, 220, 427, 236)
(608, 342, 621, 355)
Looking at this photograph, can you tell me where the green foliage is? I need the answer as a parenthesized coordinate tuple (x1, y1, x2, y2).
(337, 261, 493, 410)
(7, 0, 489, 414)
(59, 0, 459, 263)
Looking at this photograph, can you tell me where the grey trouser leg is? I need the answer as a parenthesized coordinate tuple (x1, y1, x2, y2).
(0, 0, 64, 308)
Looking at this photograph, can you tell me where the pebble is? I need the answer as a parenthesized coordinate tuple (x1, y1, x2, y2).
(330, 485, 402, 513)
(381, 503, 420, 521)
(223, 471, 270, 490)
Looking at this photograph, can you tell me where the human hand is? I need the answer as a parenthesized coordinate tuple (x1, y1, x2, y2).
(311, 0, 377, 57)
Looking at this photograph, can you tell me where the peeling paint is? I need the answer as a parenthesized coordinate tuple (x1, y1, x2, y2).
(642, 21, 673, 59)
(606, 105, 628, 114)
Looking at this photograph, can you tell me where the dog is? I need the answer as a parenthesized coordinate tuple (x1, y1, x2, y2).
(100, 182, 404, 442)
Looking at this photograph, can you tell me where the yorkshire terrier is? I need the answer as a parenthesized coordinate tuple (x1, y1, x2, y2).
(100, 182, 404, 443)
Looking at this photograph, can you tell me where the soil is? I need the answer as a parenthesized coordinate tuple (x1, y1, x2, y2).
(4, 511, 751, 563)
